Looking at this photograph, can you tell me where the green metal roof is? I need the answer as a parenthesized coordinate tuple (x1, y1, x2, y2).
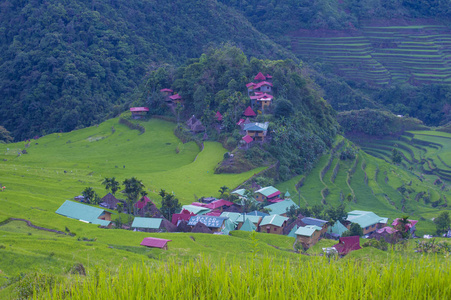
(288, 225, 298, 238)
(260, 215, 288, 227)
(182, 205, 211, 215)
(285, 190, 291, 197)
(220, 212, 242, 224)
(231, 189, 246, 197)
(237, 215, 261, 225)
(56, 200, 111, 226)
(264, 199, 299, 216)
(221, 219, 237, 235)
(240, 218, 257, 232)
(327, 221, 349, 237)
(295, 225, 321, 237)
(256, 186, 280, 197)
(243, 122, 269, 132)
(346, 210, 388, 228)
(131, 217, 163, 229)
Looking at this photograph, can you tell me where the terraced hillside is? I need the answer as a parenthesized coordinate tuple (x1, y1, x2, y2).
(290, 20, 451, 85)
(277, 133, 451, 235)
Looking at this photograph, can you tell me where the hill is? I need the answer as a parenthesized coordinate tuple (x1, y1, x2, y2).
(0, 0, 291, 141)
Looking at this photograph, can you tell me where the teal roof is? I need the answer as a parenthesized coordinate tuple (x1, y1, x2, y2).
(288, 225, 298, 238)
(182, 205, 211, 215)
(327, 221, 349, 237)
(260, 215, 288, 227)
(243, 122, 269, 132)
(232, 189, 246, 197)
(240, 218, 257, 232)
(295, 225, 321, 237)
(264, 199, 299, 216)
(221, 219, 237, 235)
(131, 217, 162, 229)
(285, 190, 291, 198)
(256, 186, 280, 197)
(346, 210, 388, 228)
(220, 212, 242, 224)
(56, 200, 111, 226)
(237, 215, 261, 225)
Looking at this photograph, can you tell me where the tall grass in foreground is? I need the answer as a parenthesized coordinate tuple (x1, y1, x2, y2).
(39, 255, 450, 299)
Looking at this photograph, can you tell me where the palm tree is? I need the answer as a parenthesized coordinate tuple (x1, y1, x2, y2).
(102, 177, 120, 195)
(395, 216, 411, 238)
(218, 185, 229, 195)
(123, 177, 145, 217)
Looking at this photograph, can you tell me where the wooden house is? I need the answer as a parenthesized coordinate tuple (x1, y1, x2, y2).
(140, 237, 172, 250)
(130, 107, 149, 119)
(259, 215, 289, 234)
(250, 93, 274, 110)
(56, 200, 112, 228)
(255, 186, 281, 202)
(346, 210, 388, 235)
(295, 225, 322, 248)
(100, 193, 120, 210)
(188, 216, 228, 233)
(253, 81, 273, 93)
(301, 217, 329, 235)
(243, 122, 269, 142)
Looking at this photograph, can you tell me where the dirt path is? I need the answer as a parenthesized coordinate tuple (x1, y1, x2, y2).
(0, 218, 67, 235)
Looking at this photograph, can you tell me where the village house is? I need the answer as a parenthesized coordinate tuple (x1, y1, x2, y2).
(134, 196, 163, 218)
(236, 214, 262, 230)
(295, 225, 322, 248)
(131, 217, 163, 232)
(56, 200, 112, 228)
(333, 236, 361, 256)
(346, 210, 388, 235)
(243, 122, 269, 142)
(301, 217, 329, 235)
(186, 115, 206, 133)
(220, 212, 242, 224)
(99, 193, 120, 210)
(172, 209, 196, 225)
(264, 199, 299, 216)
(326, 221, 349, 239)
(140, 237, 172, 250)
(187, 215, 229, 233)
(240, 218, 257, 232)
(169, 94, 184, 105)
(246, 72, 273, 96)
(182, 204, 211, 215)
(255, 186, 281, 202)
(159, 88, 173, 98)
(392, 218, 418, 235)
(259, 215, 289, 234)
(130, 107, 149, 119)
(243, 106, 257, 118)
(250, 93, 274, 111)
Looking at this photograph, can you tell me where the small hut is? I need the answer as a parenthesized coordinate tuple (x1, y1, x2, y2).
(140, 237, 172, 250)
(176, 220, 192, 232)
(191, 222, 213, 234)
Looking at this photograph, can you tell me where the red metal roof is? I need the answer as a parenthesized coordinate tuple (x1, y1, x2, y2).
(206, 211, 222, 216)
(266, 74, 272, 79)
(237, 119, 245, 126)
(171, 209, 196, 225)
(191, 202, 207, 207)
(254, 72, 266, 81)
(140, 237, 172, 249)
(169, 94, 182, 100)
(242, 135, 253, 144)
(254, 81, 273, 89)
(205, 199, 233, 209)
(215, 111, 223, 121)
(134, 196, 152, 209)
(266, 191, 281, 199)
(333, 236, 361, 255)
(392, 218, 418, 229)
(160, 88, 173, 92)
(246, 82, 256, 88)
(244, 106, 256, 117)
(130, 107, 149, 112)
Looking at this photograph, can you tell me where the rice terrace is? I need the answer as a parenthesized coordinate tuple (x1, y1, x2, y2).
(1, 114, 451, 299)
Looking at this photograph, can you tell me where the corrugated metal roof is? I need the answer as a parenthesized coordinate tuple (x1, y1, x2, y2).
(295, 225, 321, 237)
(188, 216, 228, 228)
(182, 205, 211, 215)
(56, 200, 111, 226)
(240, 218, 257, 232)
(346, 210, 387, 228)
(288, 225, 298, 238)
(245, 210, 269, 217)
(256, 186, 280, 197)
(132, 217, 163, 229)
(244, 122, 269, 132)
(220, 212, 242, 223)
(327, 221, 349, 236)
(221, 219, 237, 235)
(140, 237, 171, 248)
(260, 215, 288, 227)
(236, 215, 261, 224)
(302, 217, 328, 227)
(232, 189, 246, 197)
(264, 199, 298, 215)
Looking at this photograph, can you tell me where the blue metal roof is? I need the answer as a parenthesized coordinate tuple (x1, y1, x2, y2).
(301, 217, 328, 227)
(188, 216, 228, 228)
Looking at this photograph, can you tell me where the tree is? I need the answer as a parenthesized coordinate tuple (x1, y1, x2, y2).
(434, 211, 450, 235)
(159, 189, 181, 220)
(392, 148, 402, 164)
(218, 185, 229, 196)
(82, 187, 96, 204)
(394, 215, 411, 238)
(325, 204, 347, 226)
(123, 177, 145, 216)
(311, 204, 323, 218)
(342, 223, 363, 237)
(274, 99, 294, 119)
(102, 177, 120, 195)
(0, 126, 13, 143)
(286, 205, 300, 219)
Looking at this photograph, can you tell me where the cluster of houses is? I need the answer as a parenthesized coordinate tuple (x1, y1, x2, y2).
(57, 185, 418, 254)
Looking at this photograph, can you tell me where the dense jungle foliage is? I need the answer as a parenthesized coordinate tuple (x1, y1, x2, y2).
(141, 46, 338, 179)
(0, 0, 289, 140)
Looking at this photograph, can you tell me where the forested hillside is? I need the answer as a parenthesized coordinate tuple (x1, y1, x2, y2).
(0, 0, 289, 140)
